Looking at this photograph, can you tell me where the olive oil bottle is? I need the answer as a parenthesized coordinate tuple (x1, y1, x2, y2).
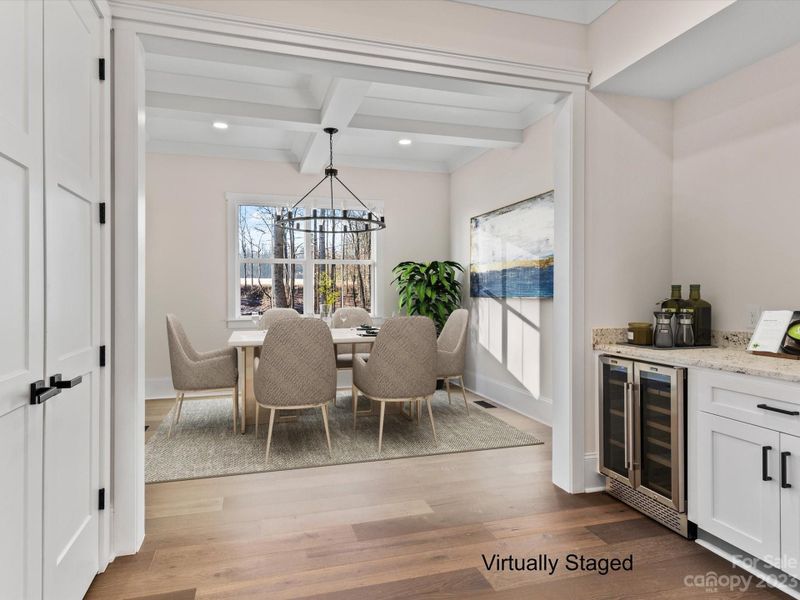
(688, 284, 712, 346)
(661, 285, 689, 314)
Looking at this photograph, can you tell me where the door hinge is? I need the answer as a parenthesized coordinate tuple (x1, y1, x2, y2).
(98, 488, 105, 511)
(99, 345, 107, 367)
(99, 58, 106, 81)
(99, 202, 106, 224)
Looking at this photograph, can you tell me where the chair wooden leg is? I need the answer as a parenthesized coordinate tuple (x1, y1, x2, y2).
(321, 404, 332, 457)
(426, 396, 437, 445)
(265, 408, 276, 464)
(353, 386, 358, 431)
(444, 378, 452, 404)
(168, 392, 183, 437)
(378, 401, 386, 454)
(458, 375, 469, 415)
(232, 385, 239, 433)
(255, 403, 260, 438)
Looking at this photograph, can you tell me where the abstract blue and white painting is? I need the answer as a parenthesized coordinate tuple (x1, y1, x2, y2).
(469, 190, 554, 298)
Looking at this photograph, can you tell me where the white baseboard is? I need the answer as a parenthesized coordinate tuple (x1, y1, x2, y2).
(583, 452, 605, 492)
(146, 377, 174, 400)
(464, 369, 551, 425)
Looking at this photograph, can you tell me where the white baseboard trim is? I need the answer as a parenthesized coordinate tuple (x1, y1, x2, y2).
(583, 452, 605, 492)
(146, 377, 175, 400)
(463, 369, 551, 425)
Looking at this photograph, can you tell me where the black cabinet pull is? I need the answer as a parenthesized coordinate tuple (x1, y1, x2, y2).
(763, 446, 773, 481)
(757, 403, 800, 416)
(29, 380, 61, 405)
(49, 373, 83, 389)
(782, 452, 792, 489)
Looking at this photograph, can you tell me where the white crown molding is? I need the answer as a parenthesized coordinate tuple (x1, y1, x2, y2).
(109, 0, 590, 89)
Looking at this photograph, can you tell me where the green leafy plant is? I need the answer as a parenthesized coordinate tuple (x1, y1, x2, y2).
(318, 271, 340, 306)
(391, 261, 464, 331)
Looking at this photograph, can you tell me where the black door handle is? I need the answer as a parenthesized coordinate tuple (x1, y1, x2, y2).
(782, 451, 792, 489)
(49, 373, 83, 389)
(757, 403, 800, 416)
(30, 380, 61, 405)
(763, 446, 773, 481)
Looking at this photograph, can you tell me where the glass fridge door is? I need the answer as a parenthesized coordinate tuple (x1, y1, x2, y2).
(634, 363, 685, 511)
(599, 357, 634, 485)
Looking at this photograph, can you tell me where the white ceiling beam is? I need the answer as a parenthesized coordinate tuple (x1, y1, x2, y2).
(146, 91, 321, 132)
(347, 115, 522, 148)
(299, 78, 371, 174)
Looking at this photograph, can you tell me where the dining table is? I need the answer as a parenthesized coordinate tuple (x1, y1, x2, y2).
(227, 326, 377, 433)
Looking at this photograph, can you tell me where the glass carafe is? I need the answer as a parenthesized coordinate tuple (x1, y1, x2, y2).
(676, 311, 695, 347)
(654, 312, 674, 348)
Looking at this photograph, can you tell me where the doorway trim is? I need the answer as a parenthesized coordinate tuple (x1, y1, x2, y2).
(109, 0, 589, 557)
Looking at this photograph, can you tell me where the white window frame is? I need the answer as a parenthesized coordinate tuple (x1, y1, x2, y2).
(226, 192, 380, 326)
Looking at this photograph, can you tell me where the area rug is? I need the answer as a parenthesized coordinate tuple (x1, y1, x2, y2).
(145, 390, 543, 483)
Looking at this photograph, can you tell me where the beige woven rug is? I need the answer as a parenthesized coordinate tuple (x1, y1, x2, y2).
(145, 390, 543, 483)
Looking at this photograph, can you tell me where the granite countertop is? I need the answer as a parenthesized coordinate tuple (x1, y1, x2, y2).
(593, 328, 800, 384)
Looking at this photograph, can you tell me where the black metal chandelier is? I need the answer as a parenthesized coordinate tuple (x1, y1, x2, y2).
(275, 127, 386, 234)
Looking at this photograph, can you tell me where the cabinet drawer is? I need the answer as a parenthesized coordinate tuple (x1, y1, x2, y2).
(693, 369, 800, 435)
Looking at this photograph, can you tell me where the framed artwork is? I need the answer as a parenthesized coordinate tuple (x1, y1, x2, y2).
(470, 190, 554, 298)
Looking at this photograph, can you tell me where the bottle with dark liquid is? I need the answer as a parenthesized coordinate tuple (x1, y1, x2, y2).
(661, 285, 690, 314)
(688, 284, 712, 346)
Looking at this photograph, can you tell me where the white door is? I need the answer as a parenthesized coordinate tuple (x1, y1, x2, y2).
(697, 412, 781, 561)
(42, 1, 103, 598)
(0, 2, 45, 599)
(780, 432, 800, 578)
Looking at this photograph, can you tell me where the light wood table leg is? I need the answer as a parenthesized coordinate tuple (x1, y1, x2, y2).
(242, 346, 255, 434)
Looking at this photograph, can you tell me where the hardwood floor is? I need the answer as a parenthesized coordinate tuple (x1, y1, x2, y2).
(88, 391, 784, 599)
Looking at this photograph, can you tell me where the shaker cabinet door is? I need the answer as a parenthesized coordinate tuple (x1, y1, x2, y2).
(697, 412, 780, 561)
(780, 432, 800, 579)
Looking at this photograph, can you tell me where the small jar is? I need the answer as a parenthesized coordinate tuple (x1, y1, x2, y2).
(627, 322, 653, 346)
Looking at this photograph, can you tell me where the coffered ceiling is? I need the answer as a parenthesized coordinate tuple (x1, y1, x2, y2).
(142, 36, 562, 174)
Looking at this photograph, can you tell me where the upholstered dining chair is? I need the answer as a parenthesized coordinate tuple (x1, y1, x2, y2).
(437, 308, 470, 414)
(352, 316, 438, 453)
(331, 306, 373, 407)
(165, 314, 239, 436)
(253, 318, 336, 463)
(254, 307, 302, 363)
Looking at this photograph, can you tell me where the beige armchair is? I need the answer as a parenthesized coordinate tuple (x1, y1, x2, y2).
(254, 318, 337, 463)
(437, 308, 470, 414)
(166, 314, 239, 436)
(331, 307, 373, 407)
(352, 316, 438, 453)
(254, 308, 301, 363)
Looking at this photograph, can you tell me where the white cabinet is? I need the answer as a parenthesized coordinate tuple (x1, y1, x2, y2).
(697, 412, 780, 560)
(780, 432, 800, 579)
(695, 369, 800, 579)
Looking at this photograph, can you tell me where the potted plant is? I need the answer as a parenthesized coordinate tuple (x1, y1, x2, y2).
(318, 271, 339, 323)
(391, 261, 464, 332)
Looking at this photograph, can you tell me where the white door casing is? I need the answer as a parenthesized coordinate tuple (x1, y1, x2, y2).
(0, 2, 45, 599)
(697, 412, 781, 562)
(42, 0, 103, 597)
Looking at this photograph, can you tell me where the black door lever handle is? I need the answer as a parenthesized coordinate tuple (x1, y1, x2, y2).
(50, 373, 83, 389)
(30, 380, 61, 404)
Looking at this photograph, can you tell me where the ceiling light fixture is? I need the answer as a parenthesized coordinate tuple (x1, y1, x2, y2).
(212, 121, 229, 129)
(275, 128, 386, 234)
(398, 138, 412, 146)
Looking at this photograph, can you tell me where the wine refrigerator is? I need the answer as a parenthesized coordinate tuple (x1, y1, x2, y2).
(598, 356, 696, 538)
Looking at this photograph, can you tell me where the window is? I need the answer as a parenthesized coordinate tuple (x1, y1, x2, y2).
(229, 195, 377, 320)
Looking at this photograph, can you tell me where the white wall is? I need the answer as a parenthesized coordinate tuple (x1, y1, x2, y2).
(585, 91, 674, 450)
(588, 0, 733, 88)
(147, 0, 589, 72)
(145, 153, 449, 391)
(449, 115, 554, 422)
(673, 41, 800, 331)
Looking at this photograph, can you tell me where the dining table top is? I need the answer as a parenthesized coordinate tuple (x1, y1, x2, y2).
(227, 326, 378, 348)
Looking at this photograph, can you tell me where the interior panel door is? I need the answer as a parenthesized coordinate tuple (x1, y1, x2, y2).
(43, 0, 102, 597)
(0, 1, 45, 599)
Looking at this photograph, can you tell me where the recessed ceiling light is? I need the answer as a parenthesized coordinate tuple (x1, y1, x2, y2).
(398, 138, 412, 146)
(212, 121, 229, 130)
